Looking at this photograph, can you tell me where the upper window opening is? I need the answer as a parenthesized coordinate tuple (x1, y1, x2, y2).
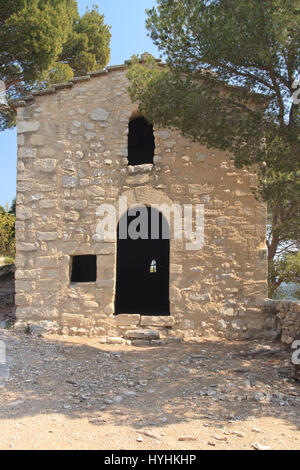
(150, 260, 157, 274)
(71, 255, 97, 283)
(128, 116, 155, 166)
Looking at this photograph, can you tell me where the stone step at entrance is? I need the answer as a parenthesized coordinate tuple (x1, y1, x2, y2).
(125, 329, 160, 340)
(116, 314, 175, 328)
(127, 330, 161, 346)
(124, 328, 178, 346)
(115, 314, 175, 346)
(115, 314, 176, 345)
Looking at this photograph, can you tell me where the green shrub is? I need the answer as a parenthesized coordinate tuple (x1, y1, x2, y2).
(0, 210, 15, 257)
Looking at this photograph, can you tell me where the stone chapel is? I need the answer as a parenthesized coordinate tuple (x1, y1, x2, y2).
(12, 58, 269, 342)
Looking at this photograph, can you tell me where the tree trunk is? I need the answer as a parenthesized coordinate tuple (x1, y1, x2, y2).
(267, 207, 281, 297)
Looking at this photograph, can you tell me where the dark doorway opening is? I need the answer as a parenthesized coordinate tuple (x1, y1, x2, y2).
(128, 116, 155, 166)
(115, 207, 170, 315)
(71, 255, 97, 283)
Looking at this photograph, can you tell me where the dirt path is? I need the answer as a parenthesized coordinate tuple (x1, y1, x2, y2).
(0, 330, 299, 450)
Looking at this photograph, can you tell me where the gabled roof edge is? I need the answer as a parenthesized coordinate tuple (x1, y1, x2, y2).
(9, 57, 163, 109)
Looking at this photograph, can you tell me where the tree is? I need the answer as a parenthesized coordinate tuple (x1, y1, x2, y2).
(266, 171, 300, 297)
(0, 0, 111, 130)
(8, 198, 16, 216)
(271, 251, 300, 300)
(127, 0, 300, 297)
(0, 204, 15, 257)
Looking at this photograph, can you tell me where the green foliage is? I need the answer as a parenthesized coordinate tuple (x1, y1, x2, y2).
(0, 205, 15, 257)
(9, 198, 16, 216)
(0, 1, 111, 129)
(61, 6, 111, 77)
(0, 107, 16, 132)
(3, 0, 75, 84)
(270, 252, 300, 299)
(43, 62, 74, 88)
(273, 283, 300, 301)
(128, 0, 300, 172)
(128, 56, 267, 168)
(127, 0, 300, 299)
(4, 257, 15, 265)
(24, 324, 32, 335)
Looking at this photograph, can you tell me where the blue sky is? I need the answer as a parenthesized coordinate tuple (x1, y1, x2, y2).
(0, 0, 159, 207)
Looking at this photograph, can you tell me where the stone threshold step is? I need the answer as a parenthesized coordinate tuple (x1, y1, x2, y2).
(130, 337, 183, 346)
(101, 336, 184, 346)
(124, 329, 160, 340)
(116, 314, 175, 328)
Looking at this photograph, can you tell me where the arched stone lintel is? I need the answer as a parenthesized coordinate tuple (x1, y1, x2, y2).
(120, 187, 174, 219)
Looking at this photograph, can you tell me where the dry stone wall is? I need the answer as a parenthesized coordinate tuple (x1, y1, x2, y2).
(269, 300, 300, 345)
(14, 65, 268, 339)
(261, 300, 300, 381)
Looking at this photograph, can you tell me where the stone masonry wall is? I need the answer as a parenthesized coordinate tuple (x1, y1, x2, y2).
(14, 65, 268, 340)
(261, 300, 300, 381)
(262, 300, 300, 345)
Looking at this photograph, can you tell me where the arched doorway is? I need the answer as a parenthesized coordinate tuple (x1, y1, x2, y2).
(115, 207, 170, 315)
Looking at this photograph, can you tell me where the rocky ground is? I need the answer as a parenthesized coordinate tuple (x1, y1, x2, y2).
(0, 329, 299, 450)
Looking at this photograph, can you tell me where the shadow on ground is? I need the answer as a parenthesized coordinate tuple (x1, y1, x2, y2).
(0, 333, 299, 433)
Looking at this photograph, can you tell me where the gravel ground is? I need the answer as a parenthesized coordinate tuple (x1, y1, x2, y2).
(0, 330, 299, 450)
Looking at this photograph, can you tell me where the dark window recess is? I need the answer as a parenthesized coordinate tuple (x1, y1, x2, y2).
(71, 255, 97, 283)
(128, 117, 155, 166)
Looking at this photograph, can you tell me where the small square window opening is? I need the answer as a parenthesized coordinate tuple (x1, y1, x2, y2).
(71, 255, 97, 283)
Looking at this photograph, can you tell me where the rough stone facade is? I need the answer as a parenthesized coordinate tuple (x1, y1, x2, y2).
(261, 300, 300, 381)
(13, 64, 268, 340)
(261, 300, 300, 345)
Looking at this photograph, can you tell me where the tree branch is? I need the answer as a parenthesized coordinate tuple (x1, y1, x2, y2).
(5, 78, 23, 89)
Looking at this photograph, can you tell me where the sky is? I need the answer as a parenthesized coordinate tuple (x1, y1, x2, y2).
(0, 0, 159, 207)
